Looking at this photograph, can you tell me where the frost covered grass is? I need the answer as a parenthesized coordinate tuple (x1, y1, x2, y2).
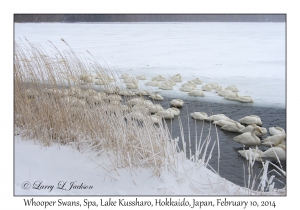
(14, 40, 285, 195)
(239, 147, 286, 195)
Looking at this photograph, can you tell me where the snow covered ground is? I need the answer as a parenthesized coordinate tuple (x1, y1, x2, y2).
(15, 22, 285, 108)
(14, 22, 286, 196)
(15, 135, 255, 196)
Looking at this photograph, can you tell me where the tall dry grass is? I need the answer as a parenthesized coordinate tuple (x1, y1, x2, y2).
(14, 39, 196, 176)
(14, 39, 284, 195)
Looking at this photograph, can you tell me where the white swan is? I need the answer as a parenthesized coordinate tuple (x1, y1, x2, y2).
(205, 114, 231, 122)
(136, 75, 147, 80)
(120, 73, 129, 79)
(233, 127, 262, 146)
(163, 79, 176, 86)
(188, 89, 205, 97)
(260, 146, 286, 161)
(182, 81, 197, 88)
(224, 92, 240, 101)
(119, 90, 136, 96)
(143, 100, 154, 108)
(105, 86, 120, 94)
(129, 100, 153, 111)
(215, 86, 223, 93)
(152, 75, 166, 81)
(95, 74, 114, 84)
(148, 104, 164, 113)
(155, 111, 174, 119)
(261, 133, 286, 147)
(170, 99, 184, 108)
(208, 82, 219, 89)
(94, 78, 110, 85)
(225, 85, 239, 92)
(149, 93, 164, 101)
(95, 74, 115, 82)
(145, 81, 160, 87)
(239, 124, 267, 137)
(220, 121, 245, 132)
(238, 148, 263, 161)
(85, 89, 98, 96)
(167, 107, 180, 116)
(150, 115, 161, 124)
(238, 95, 254, 103)
(127, 98, 145, 106)
(169, 80, 177, 86)
(269, 126, 286, 136)
(125, 112, 146, 121)
(124, 77, 138, 83)
(126, 81, 138, 89)
(131, 105, 150, 114)
(213, 119, 235, 126)
(279, 140, 286, 146)
(155, 110, 174, 119)
(80, 74, 95, 83)
(159, 83, 173, 90)
(86, 95, 102, 104)
(217, 88, 233, 97)
(238, 115, 262, 126)
(170, 74, 182, 82)
(136, 90, 151, 96)
(96, 74, 115, 82)
(191, 78, 202, 85)
(201, 84, 212, 91)
(180, 86, 195, 92)
(190, 112, 208, 120)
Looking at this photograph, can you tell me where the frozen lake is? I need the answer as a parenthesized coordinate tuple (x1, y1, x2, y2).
(15, 22, 285, 108)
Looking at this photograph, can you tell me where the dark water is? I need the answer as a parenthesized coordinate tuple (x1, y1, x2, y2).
(157, 97, 286, 190)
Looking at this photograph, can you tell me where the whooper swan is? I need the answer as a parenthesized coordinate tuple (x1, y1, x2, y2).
(233, 126, 262, 146)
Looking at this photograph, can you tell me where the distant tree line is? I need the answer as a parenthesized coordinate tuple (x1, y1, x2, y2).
(14, 14, 286, 23)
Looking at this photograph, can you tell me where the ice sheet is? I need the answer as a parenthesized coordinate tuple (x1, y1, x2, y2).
(15, 22, 285, 108)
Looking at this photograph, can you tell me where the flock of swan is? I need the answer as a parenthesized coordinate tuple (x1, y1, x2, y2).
(25, 72, 285, 164)
(118, 73, 254, 103)
(103, 72, 281, 163)
(196, 113, 286, 162)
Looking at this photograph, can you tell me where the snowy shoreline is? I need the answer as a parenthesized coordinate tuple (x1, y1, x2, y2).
(14, 135, 284, 196)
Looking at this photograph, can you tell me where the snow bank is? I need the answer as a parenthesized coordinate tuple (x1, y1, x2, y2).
(15, 136, 273, 195)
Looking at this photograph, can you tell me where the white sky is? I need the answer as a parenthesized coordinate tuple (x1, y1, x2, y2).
(1, 0, 299, 209)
